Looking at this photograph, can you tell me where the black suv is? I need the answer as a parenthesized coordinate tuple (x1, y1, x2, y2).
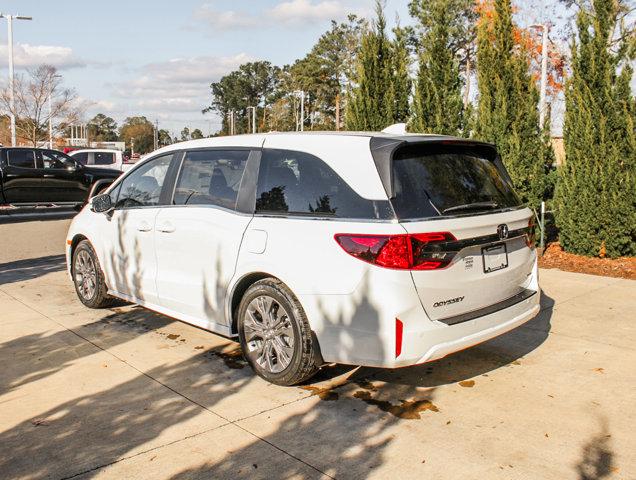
(0, 147, 122, 207)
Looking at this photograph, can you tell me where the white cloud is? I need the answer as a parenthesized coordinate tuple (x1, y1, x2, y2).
(0, 44, 85, 69)
(268, 0, 349, 24)
(194, 4, 259, 30)
(90, 53, 254, 133)
(193, 0, 362, 31)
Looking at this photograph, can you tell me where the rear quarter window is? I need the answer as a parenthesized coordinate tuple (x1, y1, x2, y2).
(256, 149, 392, 220)
(94, 152, 115, 165)
(391, 144, 521, 219)
(7, 150, 36, 168)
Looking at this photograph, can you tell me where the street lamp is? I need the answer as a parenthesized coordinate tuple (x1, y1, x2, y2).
(530, 23, 549, 129)
(48, 73, 62, 148)
(294, 90, 305, 131)
(246, 106, 256, 134)
(0, 13, 33, 146)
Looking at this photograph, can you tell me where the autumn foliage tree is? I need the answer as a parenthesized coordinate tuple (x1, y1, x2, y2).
(474, 0, 554, 209)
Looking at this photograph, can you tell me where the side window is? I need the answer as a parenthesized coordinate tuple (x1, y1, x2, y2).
(114, 154, 173, 209)
(41, 150, 76, 169)
(173, 150, 249, 209)
(73, 152, 89, 165)
(94, 152, 115, 165)
(7, 150, 36, 168)
(255, 149, 391, 219)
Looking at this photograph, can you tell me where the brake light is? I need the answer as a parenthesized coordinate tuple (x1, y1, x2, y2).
(334, 232, 457, 270)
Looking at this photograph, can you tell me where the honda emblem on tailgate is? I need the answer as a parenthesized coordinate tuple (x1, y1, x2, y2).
(497, 224, 509, 240)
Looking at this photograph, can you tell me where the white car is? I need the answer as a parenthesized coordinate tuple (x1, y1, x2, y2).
(68, 149, 135, 172)
(66, 132, 540, 385)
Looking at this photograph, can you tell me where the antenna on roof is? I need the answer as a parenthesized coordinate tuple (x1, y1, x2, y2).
(381, 123, 407, 134)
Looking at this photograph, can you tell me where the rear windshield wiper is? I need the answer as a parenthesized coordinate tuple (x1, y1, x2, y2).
(442, 201, 499, 214)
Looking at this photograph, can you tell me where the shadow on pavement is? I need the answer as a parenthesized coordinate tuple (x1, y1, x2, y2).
(0, 307, 173, 396)
(0, 254, 67, 285)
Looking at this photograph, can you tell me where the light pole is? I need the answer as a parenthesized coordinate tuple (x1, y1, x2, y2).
(293, 91, 306, 131)
(0, 13, 32, 146)
(48, 73, 61, 148)
(227, 110, 235, 135)
(530, 23, 549, 129)
(246, 106, 256, 134)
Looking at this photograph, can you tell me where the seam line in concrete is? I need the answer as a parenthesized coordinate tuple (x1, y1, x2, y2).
(0, 288, 333, 479)
(58, 423, 229, 480)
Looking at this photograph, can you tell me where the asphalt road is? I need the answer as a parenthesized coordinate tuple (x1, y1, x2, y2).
(0, 217, 72, 263)
(0, 219, 634, 479)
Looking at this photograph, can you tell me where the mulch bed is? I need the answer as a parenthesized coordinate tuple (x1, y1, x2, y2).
(538, 242, 636, 280)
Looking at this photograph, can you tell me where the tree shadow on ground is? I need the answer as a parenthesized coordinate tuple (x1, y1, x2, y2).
(0, 254, 67, 285)
(0, 307, 173, 396)
(0, 348, 255, 479)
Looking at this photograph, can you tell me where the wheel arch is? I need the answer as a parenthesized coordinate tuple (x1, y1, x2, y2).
(69, 234, 89, 268)
(228, 272, 280, 336)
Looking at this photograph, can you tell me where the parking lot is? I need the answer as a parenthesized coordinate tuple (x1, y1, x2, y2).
(0, 217, 634, 479)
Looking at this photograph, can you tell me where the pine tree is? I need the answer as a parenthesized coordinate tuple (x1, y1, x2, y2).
(410, 0, 466, 135)
(474, 0, 552, 210)
(390, 24, 412, 124)
(555, 0, 635, 257)
(345, 1, 396, 131)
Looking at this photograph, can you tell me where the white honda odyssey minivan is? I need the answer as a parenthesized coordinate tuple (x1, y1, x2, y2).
(66, 132, 540, 385)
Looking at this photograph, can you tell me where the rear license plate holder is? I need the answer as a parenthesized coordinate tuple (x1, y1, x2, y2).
(482, 243, 508, 273)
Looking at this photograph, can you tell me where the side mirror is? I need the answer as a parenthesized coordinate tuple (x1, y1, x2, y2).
(91, 193, 113, 213)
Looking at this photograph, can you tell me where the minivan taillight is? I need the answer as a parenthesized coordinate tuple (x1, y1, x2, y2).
(334, 232, 457, 270)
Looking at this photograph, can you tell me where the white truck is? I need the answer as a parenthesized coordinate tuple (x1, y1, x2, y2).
(68, 149, 137, 173)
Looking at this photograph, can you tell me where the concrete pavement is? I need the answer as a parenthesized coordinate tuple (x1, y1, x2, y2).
(0, 218, 634, 479)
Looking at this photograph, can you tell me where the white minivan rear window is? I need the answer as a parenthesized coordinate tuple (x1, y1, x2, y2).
(391, 144, 521, 219)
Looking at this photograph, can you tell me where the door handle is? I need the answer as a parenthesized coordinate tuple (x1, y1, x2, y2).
(43, 174, 55, 178)
(156, 222, 175, 233)
(136, 221, 152, 232)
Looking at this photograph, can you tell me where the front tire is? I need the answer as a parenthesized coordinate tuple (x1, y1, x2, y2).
(237, 279, 320, 386)
(72, 240, 115, 309)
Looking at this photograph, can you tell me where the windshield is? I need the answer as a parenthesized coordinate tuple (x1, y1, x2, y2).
(391, 144, 521, 220)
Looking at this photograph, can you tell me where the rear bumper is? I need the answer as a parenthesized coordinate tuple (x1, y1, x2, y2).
(400, 290, 540, 367)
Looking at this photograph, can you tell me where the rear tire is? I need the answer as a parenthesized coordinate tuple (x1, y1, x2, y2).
(237, 278, 320, 386)
(72, 240, 115, 309)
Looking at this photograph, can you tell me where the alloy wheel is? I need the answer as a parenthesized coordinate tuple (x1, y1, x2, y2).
(74, 250, 97, 300)
(244, 295, 295, 374)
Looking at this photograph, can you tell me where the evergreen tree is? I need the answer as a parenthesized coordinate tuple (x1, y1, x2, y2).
(409, 0, 468, 135)
(474, 0, 552, 210)
(345, 1, 396, 130)
(390, 23, 412, 124)
(555, 0, 635, 257)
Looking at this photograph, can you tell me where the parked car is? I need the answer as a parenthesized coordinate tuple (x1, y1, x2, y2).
(68, 149, 135, 172)
(66, 132, 540, 385)
(0, 147, 122, 208)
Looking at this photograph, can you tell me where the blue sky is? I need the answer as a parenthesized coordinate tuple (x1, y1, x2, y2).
(0, 0, 570, 136)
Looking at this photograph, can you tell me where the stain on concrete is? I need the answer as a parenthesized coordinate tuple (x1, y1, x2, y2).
(300, 385, 339, 401)
(354, 379, 379, 392)
(166, 334, 180, 340)
(353, 390, 439, 420)
(459, 380, 475, 388)
(205, 347, 246, 369)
